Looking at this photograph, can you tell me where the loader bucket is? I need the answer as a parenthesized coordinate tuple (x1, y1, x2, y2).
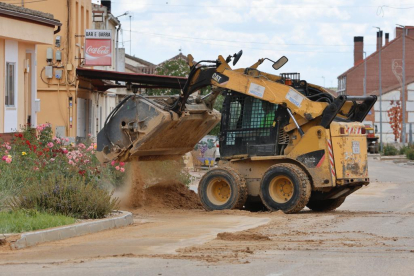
(96, 95, 221, 163)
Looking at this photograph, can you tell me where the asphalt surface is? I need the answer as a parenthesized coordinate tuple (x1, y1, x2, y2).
(1, 158, 414, 276)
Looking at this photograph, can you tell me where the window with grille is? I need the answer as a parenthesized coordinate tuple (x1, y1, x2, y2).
(5, 62, 15, 107)
(220, 91, 279, 157)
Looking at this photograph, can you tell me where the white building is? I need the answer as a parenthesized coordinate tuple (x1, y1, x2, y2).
(373, 79, 414, 143)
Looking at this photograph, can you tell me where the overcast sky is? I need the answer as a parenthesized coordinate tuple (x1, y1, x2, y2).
(93, 0, 414, 88)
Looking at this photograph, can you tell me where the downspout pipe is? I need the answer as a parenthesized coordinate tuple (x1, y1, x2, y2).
(54, 25, 61, 34)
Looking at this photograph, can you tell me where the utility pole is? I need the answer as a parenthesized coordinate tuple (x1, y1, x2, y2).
(375, 27, 383, 152)
(21, 0, 24, 7)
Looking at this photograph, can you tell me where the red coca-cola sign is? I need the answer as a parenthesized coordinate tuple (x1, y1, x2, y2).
(84, 30, 112, 66)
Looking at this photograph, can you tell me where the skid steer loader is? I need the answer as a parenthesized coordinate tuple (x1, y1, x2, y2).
(93, 51, 376, 213)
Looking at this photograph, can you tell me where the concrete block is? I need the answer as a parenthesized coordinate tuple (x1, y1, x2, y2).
(74, 224, 90, 236)
(23, 232, 45, 247)
(115, 216, 131, 228)
(99, 219, 116, 230)
(58, 226, 77, 240)
(11, 237, 26, 250)
(9, 211, 133, 250)
(88, 221, 104, 233)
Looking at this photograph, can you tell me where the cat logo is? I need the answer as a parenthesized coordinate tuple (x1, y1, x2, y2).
(212, 73, 222, 83)
(211, 72, 229, 85)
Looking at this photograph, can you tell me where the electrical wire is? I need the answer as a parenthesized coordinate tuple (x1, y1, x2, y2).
(123, 32, 356, 54)
(377, 5, 414, 17)
(123, 29, 375, 48)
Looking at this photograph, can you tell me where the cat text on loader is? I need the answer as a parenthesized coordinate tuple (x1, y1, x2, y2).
(87, 50, 377, 213)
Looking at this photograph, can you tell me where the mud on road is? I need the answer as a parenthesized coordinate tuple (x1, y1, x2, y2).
(1, 159, 414, 275)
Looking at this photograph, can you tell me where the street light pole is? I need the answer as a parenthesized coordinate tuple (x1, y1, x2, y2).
(363, 51, 367, 96)
(374, 27, 383, 152)
(129, 15, 132, 55)
(400, 25, 407, 145)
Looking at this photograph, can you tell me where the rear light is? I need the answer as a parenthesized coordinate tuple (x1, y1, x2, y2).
(216, 143, 220, 148)
(340, 127, 345, 134)
(361, 128, 366, 134)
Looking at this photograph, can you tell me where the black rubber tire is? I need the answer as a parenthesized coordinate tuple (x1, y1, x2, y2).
(259, 164, 311, 214)
(198, 167, 248, 211)
(306, 197, 346, 212)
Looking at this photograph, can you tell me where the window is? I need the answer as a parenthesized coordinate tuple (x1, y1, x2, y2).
(220, 91, 280, 157)
(5, 62, 15, 106)
(337, 76, 346, 95)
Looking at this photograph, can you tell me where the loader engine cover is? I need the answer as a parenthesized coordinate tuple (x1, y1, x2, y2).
(96, 95, 221, 163)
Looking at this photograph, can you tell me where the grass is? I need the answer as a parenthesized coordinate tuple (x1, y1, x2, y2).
(0, 209, 76, 233)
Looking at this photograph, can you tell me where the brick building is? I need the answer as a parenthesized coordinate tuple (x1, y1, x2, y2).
(338, 27, 414, 96)
(338, 27, 414, 143)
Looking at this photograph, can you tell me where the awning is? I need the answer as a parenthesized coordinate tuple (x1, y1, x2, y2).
(76, 68, 188, 92)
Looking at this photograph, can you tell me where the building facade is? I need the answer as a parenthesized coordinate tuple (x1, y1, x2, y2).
(0, 3, 60, 133)
(338, 27, 414, 143)
(13, 0, 93, 140)
(125, 54, 156, 74)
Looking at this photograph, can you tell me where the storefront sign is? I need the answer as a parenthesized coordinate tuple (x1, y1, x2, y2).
(84, 29, 112, 66)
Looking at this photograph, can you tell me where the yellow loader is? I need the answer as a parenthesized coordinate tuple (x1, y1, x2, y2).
(84, 50, 376, 213)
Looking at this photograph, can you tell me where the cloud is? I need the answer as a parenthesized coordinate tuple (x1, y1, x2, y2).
(109, 0, 413, 86)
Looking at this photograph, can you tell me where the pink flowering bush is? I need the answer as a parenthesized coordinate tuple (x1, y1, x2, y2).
(0, 124, 126, 217)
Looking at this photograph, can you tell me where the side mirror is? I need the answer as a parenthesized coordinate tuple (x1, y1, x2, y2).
(272, 56, 288, 70)
(233, 50, 243, 66)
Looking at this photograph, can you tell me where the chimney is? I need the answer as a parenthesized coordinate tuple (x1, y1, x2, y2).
(385, 33, 389, 45)
(101, 0, 111, 13)
(396, 27, 403, 37)
(376, 31, 383, 51)
(354, 36, 364, 66)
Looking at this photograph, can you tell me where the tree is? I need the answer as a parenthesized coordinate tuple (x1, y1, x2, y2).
(387, 100, 402, 142)
(147, 59, 190, 96)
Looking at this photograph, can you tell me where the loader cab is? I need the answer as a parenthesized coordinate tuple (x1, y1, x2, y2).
(219, 91, 290, 158)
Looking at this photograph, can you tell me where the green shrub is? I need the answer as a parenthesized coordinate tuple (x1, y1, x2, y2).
(399, 146, 410, 155)
(0, 209, 76, 233)
(8, 175, 119, 219)
(0, 124, 127, 208)
(406, 149, 414, 160)
(382, 144, 399, 156)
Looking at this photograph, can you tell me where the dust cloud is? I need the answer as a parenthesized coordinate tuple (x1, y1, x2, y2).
(120, 158, 201, 210)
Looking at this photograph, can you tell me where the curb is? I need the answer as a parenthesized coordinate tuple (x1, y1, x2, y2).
(8, 211, 133, 250)
(380, 155, 408, 161)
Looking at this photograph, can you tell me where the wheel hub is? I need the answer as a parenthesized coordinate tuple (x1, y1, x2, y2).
(206, 178, 231, 206)
(269, 176, 294, 203)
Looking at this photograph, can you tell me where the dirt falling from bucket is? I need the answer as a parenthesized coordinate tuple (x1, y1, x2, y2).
(122, 158, 201, 210)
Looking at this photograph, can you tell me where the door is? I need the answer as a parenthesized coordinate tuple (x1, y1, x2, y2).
(4, 40, 18, 133)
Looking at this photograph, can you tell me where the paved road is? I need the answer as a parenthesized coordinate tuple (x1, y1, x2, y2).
(1, 158, 414, 276)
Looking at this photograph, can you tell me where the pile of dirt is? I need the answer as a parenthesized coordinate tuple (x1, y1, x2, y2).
(123, 159, 201, 210)
(142, 181, 202, 210)
(216, 232, 271, 241)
